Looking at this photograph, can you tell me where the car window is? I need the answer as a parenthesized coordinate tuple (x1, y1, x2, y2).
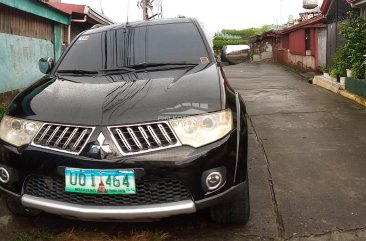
(57, 33, 104, 71)
(146, 23, 209, 64)
(57, 22, 210, 71)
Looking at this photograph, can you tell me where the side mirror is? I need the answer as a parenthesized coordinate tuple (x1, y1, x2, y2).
(38, 57, 54, 74)
(216, 56, 222, 63)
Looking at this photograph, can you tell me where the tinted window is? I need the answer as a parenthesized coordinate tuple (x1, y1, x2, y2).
(58, 22, 209, 71)
(58, 33, 104, 71)
(146, 23, 208, 63)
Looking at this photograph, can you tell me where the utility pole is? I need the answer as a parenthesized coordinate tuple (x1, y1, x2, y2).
(142, 0, 149, 20)
(139, 0, 161, 20)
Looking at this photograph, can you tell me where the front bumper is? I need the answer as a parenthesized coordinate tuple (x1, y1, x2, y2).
(20, 182, 245, 220)
(0, 129, 248, 219)
(22, 195, 196, 220)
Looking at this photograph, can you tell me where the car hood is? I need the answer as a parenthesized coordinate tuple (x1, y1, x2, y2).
(9, 64, 224, 126)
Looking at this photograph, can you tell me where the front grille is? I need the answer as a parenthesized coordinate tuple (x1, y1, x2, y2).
(109, 122, 180, 155)
(24, 176, 191, 206)
(32, 124, 94, 154)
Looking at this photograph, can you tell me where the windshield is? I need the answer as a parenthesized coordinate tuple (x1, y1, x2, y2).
(57, 23, 210, 72)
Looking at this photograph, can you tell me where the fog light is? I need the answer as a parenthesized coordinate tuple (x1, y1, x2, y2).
(206, 172, 222, 190)
(201, 167, 226, 192)
(0, 167, 10, 183)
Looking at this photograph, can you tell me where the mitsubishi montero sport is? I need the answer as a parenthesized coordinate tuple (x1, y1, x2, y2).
(0, 18, 249, 224)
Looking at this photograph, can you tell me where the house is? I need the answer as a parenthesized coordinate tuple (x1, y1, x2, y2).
(45, 2, 115, 46)
(249, 15, 326, 71)
(273, 15, 326, 71)
(347, 0, 366, 18)
(320, 0, 352, 67)
(0, 0, 70, 102)
(249, 31, 278, 62)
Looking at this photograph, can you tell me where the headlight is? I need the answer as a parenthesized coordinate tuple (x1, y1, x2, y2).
(0, 116, 42, 147)
(169, 109, 233, 148)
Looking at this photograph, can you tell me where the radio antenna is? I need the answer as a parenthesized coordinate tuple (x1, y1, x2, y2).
(126, 0, 130, 24)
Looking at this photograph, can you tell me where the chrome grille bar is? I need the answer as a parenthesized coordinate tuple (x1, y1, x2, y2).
(62, 128, 78, 149)
(45, 127, 60, 145)
(32, 124, 94, 155)
(127, 128, 143, 149)
(54, 127, 69, 147)
(37, 125, 51, 143)
(116, 129, 132, 151)
(72, 129, 88, 151)
(109, 121, 181, 156)
(147, 125, 161, 146)
(138, 126, 151, 147)
(158, 124, 172, 143)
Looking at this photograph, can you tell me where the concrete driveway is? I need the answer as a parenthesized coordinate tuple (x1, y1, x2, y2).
(0, 62, 365, 241)
(228, 62, 366, 240)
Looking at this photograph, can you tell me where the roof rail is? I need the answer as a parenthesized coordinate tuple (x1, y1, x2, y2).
(90, 24, 104, 29)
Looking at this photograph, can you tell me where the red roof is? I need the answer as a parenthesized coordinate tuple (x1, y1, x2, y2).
(47, 2, 86, 15)
(250, 14, 326, 42)
(276, 15, 326, 35)
(320, 0, 332, 14)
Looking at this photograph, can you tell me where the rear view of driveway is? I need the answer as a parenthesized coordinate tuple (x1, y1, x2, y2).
(227, 62, 366, 239)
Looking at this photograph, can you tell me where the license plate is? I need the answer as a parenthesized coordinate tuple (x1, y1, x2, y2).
(65, 168, 136, 195)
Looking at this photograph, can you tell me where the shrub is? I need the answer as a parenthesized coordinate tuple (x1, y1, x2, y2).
(337, 11, 366, 79)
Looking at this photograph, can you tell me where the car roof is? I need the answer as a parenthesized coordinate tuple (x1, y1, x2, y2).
(83, 17, 196, 35)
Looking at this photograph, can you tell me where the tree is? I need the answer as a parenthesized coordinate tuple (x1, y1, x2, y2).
(337, 11, 366, 79)
(213, 25, 271, 52)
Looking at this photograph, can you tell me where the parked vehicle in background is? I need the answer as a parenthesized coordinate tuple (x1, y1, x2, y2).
(221, 45, 251, 65)
(0, 18, 249, 224)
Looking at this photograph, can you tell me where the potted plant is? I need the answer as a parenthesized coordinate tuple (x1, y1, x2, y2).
(330, 68, 340, 82)
(330, 46, 348, 83)
(322, 65, 330, 79)
(346, 69, 352, 77)
(340, 76, 346, 86)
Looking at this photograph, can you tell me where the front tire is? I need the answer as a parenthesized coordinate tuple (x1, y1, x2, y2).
(210, 181, 250, 224)
(5, 195, 41, 217)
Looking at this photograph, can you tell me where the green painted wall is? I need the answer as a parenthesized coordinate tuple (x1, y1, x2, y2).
(0, 0, 70, 25)
(0, 33, 54, 93)
(346, 78, 366, 99)
(54, 24, 62, 61)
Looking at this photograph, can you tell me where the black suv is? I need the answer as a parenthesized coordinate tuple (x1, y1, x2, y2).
(0, 18, 249, 224)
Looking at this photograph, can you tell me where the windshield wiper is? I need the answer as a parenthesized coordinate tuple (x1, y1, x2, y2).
(128, 62, 198, 69)
(101, 66, 136, 73)
(99, 66, 137, 76)
(124, 62, 199, 71)
(57, 69, 100, 75)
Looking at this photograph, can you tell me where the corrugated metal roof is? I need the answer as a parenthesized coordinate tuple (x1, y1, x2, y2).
(47, 2, 86, 15)
(278, 15, 326, 34)
(46, 2, 115, 25)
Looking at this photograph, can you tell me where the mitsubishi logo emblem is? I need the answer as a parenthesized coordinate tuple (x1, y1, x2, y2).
(89, 132, 112, 154)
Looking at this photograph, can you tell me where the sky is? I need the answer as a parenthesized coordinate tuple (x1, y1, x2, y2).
(62, 0, 324, 35)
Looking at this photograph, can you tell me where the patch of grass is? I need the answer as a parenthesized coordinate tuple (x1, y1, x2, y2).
(55, 230, 170, 241)
(351, 104, 364, 110)
(14, 233, 32, 241)
(351, 104, 366, 113)
(14, 230, 55, 241)
(0, 104, 6, 119)
(130, 231, 170, 241)
(14, 229, 170, 241)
